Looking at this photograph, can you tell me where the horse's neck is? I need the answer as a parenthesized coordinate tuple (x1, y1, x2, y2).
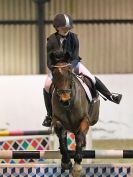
(71, 73, 86, 97)
(72, 73, 84, 89)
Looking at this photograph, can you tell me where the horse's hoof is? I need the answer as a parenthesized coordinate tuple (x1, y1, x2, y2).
(61, 160, 72, 170)
(72, 163, 83, 177)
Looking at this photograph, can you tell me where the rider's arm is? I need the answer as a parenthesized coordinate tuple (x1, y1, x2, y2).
(47, 37, 54, 70)
(70, 33, 81, 67)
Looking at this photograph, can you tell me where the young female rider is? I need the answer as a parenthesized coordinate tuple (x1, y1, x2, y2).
(42, 13, 122, 127)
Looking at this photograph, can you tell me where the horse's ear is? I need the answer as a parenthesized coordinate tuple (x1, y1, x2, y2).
(50, 52, 55, 60)
(64, 52, 71, 62)
(52, 50, 64, 59)
(52, 50, 65, 59)
(50, 50, 65, 65)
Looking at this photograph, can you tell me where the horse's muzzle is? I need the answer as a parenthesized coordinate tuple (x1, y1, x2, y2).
(56, 88, 71, 101)
(59, 93, 71, 102)
(56, 88, 72, 108)
(60, 99, 71, 108)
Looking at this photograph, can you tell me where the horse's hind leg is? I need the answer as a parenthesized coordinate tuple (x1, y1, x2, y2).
(54, 121, 72, 170)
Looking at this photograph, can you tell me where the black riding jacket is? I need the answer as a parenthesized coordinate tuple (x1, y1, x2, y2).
(47, 32, 81, 69)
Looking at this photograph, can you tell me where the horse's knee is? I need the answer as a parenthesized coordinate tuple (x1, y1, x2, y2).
(54, 121, 63, 136)
(79, 118, 89, 134)
(76, 118, 89, 147)
(54, 121, 67, 154)
(76, 132, 86, 148)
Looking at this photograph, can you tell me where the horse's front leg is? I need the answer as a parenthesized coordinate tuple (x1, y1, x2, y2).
(72, 118, 89, 177)
(74, 118, 89, 164)
(54, 120, 72, 170)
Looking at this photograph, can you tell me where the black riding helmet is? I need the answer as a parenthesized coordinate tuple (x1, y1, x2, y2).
(53, 14, 73, 29)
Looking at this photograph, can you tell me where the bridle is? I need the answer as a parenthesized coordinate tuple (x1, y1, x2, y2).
(52, 63, 73, 101)
(52, 63, 71, 68)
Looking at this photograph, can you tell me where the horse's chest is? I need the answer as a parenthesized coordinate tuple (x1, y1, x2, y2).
(52, 86, 88, 131)
(54, 109, 83, 131)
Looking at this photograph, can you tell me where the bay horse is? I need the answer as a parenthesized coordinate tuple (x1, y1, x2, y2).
(51, 56, 100, 176)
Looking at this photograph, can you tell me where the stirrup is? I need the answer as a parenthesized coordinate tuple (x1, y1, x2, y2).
(42, 115, 52, 127)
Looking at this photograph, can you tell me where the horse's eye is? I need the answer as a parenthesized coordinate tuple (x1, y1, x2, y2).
(56, 89, 63, 95)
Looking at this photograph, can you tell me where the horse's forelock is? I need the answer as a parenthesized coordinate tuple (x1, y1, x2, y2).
(53, 62, 72, 84)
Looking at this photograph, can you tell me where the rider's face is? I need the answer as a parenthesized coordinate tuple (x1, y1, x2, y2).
(57, 27, 71, 36)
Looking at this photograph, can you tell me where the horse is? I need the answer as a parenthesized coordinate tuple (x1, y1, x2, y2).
(51, 56, 100, 176)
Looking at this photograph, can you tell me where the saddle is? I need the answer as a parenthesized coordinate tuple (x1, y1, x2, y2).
(77, 73, 98, 99)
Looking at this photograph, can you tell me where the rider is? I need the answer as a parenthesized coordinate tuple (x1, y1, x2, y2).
(42, 13, 122, 127)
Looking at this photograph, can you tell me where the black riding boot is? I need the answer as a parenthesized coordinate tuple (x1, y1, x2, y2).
(42, 89, 52, 127)
(95, 77, 122, 104)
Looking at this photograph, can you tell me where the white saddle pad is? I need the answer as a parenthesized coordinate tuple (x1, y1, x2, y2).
(76, 76, 93, 102)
